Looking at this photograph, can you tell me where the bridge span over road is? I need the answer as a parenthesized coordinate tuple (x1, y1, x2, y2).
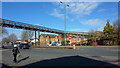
(0, 18, 88, 35)
(0, 18, 90, 46)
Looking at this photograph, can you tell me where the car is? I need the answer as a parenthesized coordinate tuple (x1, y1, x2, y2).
(48, 41, 61, 46)
(19, 43, 30, 49)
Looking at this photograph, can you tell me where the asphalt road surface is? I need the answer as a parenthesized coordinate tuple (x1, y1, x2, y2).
(1, 46, 120, 68)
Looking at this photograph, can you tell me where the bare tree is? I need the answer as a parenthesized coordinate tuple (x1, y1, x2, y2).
(27, 30, 34, 39)
(0, 27, 8, 35)
(21, 30, 28, 40)
(8, 34, 18, 42)
(2, 33, 17, 46)
(113, 20, 120, 45)
(21, 30, 34, 41)
(113, 20, 119, 32)
(2, 38, 10, 44)
(0, 27, 8, 47)
(88, 29, 103, 45)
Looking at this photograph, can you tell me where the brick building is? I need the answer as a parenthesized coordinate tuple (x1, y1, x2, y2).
(39, 34, 87, 45)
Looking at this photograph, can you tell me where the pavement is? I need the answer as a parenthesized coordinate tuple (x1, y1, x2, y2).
(1, 46, 120, 68)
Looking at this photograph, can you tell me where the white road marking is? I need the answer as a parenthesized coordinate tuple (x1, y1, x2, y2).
(0, 49, 10, 51)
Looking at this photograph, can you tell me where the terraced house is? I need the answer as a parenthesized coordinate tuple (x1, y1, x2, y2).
(39, 34, 87, 45)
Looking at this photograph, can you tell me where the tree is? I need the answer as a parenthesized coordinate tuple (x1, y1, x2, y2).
(66, 40, 70, 45)
(113, 20, 120, 45)
(88, 29, 96, 45)
(103, 20, 115, 35)
(21, 30, 34, 41)
(0, 27, 8, 35)
(2, 33, 17, 44)
(113, 20, 119, 32)
(2, 38, 10, 44)
(1, 28, 8, 47)
(103, 20, 115, 45)
(94, 31, 103, 40)
(61, 40, 69, 45)
(88, 29, 103, 45)
(27, 30, 34, 39)
(8, 34, 18, 42)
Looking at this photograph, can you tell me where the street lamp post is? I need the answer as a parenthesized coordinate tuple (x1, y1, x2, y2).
(64, 4, 67, 46)
(60, 1, 69, 46)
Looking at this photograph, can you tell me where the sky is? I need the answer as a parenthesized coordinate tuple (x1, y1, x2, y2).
(1, 2, 118, 39)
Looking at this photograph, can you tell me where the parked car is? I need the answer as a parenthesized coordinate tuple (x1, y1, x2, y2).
(19, 43, 30, 49)
(48, 41, 61, 46)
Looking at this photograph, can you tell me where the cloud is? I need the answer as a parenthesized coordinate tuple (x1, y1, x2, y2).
(81, 19, 105, 26)
(51, 2, 99, 20)
(70, 29, 81, 31)
(35, 24, 44, 26)
(68, 2, 99, 17)
(50, 9, 64, 19)
(97, 26, 104, 31)
(70, 18, 74, 22)
(81, 19, 106, 31)
(98, 9, 105, 12)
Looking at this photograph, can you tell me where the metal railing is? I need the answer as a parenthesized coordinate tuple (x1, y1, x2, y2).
(0, 18, 88, 35)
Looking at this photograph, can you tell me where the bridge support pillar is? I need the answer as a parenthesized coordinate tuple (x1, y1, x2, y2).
(58, 34, 62, 44)
(38, 31, 40, 45)
(60, 34, 66, 45)
(35, 30, 37, 47)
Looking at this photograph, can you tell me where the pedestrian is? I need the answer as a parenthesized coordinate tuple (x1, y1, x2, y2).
(12, 44, 20, 63)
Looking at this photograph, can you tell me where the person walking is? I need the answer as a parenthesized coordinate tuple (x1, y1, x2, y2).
(12, 44, 20, 63)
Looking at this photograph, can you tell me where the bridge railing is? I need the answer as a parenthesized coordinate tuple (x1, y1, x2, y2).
(1, 18, 88, 35)
(1, 18, 65, 33)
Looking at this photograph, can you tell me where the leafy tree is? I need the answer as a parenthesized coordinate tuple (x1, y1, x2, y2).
(66, 40, 70, 45)
(103, 20, 115, 35)
(61, 40, 70, 46)
(103, 20, 115, 45)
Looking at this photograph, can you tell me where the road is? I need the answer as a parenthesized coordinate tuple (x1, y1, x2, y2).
(1, 46, 120, 68)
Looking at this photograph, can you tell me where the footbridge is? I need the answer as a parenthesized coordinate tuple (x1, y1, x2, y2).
(0, 18, 88, 35)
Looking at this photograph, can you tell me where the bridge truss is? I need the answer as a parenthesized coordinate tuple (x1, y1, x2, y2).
(0, 18, 88, 36)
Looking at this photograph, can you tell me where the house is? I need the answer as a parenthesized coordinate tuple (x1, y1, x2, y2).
(39, 34, 87, 46)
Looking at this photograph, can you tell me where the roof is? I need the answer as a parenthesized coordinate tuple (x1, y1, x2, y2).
(40, 34, 57, 38)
